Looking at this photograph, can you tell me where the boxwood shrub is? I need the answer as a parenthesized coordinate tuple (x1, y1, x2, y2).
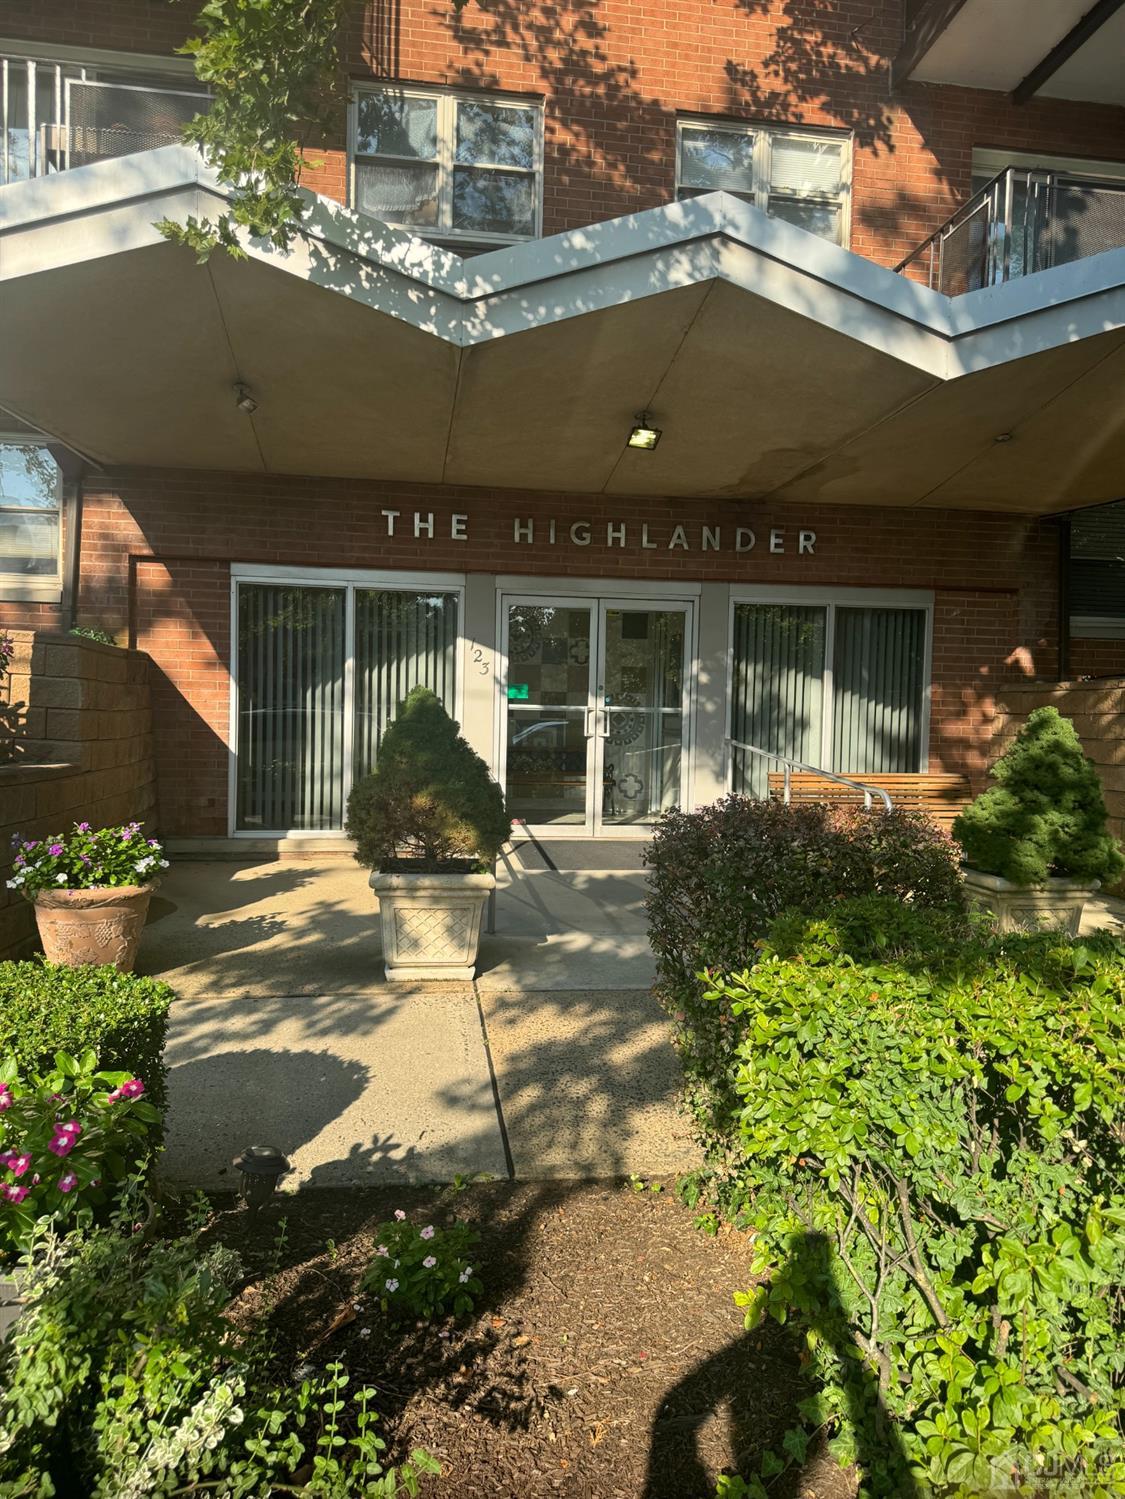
(0, 961, 172, 1122)
(699, 904, 1125, 1497)
(644, 798, 965, 1140)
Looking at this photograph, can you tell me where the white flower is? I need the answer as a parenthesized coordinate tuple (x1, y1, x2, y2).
(55, 873, 68, 884)
(459, 1267, 472, 1284)
(159, 859, 169, 869)
(358, 1327, 371, 1338)
(374, 1244, 388, 1257)
(385, 1278, 399, 1293)
(5, 878, 20, 889)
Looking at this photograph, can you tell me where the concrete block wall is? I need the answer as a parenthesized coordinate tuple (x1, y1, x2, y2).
(0, 631, 157, 959)
(991, 678, 1125, 896)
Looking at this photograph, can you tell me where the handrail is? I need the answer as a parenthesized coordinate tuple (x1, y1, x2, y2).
(725, 738, 894, 812)
(893, 164, 1125, 295)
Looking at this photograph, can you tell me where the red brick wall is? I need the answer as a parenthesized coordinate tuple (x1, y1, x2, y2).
(68, 467, 1060, 835)
(1071, 637, 1125, 679)
(1, 0, 1123, 268)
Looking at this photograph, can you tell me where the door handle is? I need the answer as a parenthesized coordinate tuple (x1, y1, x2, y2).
(583, 706, 593, 738)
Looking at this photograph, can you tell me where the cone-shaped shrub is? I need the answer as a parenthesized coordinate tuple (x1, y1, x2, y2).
(346, 686, 510, 873)
(953, 706, 1124, 887)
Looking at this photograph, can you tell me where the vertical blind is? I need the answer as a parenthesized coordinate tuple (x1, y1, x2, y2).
(236, 583, 459, 832)
(354, 590, 459, 777)
(731, 604, 827, 796)
(730, 602, 926, 794)
(830, 608, 925, 775)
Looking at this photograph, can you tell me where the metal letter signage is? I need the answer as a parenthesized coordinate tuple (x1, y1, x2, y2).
(377, 510, 817, 556)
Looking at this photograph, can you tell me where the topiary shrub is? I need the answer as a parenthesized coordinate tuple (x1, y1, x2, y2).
(707, 922, 1125, 1497)
(644, 797, 965, 1141)
(346, 686, 510, 873)
(954, 706, 1124, 887)
(0, 961, 172, 1124)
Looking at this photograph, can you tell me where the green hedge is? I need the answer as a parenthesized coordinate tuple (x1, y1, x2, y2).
(698, 902, 1125, 1497)
(644, 798, 966, 1142)
(0, 962, 172, 1121)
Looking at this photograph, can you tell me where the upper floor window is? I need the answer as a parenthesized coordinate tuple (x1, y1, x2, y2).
(0, 440, 61, 595)
(352, 86, 542, 246)
(0, 47, 206, 184)
(676, 120, 850, 245)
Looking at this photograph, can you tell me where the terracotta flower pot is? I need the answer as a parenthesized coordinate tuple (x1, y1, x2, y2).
(33, 883, 158, 972)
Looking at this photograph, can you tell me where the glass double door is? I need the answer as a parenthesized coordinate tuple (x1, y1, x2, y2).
(501, 597, 691, 836)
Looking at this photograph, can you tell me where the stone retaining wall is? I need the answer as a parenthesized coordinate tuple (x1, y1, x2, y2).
(992, 678, 1125, 896)
(0, 631, 157, 959)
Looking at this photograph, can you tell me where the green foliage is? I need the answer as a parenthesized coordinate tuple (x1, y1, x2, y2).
(156, 0, 347, 262)
(0, 961, 172, 1121)
(68, 626, 117, 646)
(644, 799, 965, 1142)
(0, 1052, 160, 1263)
(0, 1214, 439, 1496)
(346, 687, 509, 872)
(954, 706, 1124, 887)
(361, 1213, 481, 1321)
(702, 914, 1125, 1497)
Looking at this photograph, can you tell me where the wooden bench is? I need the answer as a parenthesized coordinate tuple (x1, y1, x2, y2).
(766, 772, 972, 830)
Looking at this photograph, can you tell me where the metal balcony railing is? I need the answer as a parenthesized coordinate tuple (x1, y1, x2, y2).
(894, 166, 1125, 296)
(1, 55, 206, 185)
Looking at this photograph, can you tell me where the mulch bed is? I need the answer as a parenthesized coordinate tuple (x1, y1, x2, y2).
(192, 1180, 855, 1499)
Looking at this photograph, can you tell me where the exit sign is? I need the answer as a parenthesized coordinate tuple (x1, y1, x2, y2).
(507, 683, 530, 701)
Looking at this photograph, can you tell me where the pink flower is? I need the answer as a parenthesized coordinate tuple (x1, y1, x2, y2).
(423, 1255, 437, 1269)
(57, 1120, 82, 1138)
(393, 1209, 406, 1221)
(48, 1133, 75, 1158)
(7, 1154, 31, 1178)
(57, 1171, 78, 1193)
(3, 1184, 29, 1204)
(374, 1244, 388, 1257)
(0, 1087, 11, 1112)
(48, 843, 64, 857)
(76, 822, 91, 833)
(420, 1225, 435, 1241)
(108, 1079, 144, 1103)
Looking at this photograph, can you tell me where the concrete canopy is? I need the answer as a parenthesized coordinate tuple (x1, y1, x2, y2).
(2, 145, 1125, 514)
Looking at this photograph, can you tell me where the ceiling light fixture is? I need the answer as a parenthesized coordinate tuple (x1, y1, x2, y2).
(994, 432, 1013, 443)
(627, 412, 662, 451)
(234, 381, 258, 415)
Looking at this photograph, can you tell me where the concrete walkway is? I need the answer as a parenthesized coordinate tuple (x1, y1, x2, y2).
(142, 854, 1124, 1193)
(141, 851, 700, 1190)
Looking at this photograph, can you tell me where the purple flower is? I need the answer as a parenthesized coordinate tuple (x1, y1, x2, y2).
(48, 843, 64, 857)
(420, 1225, 435, 1241)
(48, 1134, 75, 1158)
(423, 1255, 437, 1269)
(57, 1171, 78, 1194)
(3, 1184, 29, 1205)
(148, 838, 160, 848)
(79, 855, 91, 865)
(76, 822, 91, 833)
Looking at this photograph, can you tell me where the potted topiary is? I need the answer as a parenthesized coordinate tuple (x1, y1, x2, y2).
(346, 687, 510, 981)
(6, 821, 168, 971)
(953, 706, 1124, 934)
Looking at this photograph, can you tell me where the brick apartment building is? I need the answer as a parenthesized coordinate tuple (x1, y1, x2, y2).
(0, 0, 1123, 845)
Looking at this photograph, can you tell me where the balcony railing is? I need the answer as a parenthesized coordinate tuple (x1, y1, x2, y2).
(895, 166, 1125, 296)
(1, 55, 206, 185)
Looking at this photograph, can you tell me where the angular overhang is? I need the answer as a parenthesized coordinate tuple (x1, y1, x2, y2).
(2, 145, 1125, 515)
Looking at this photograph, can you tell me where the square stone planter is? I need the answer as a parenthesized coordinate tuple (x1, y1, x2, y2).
(962, 867, 1099, 936)
(369, 870, 495, 982)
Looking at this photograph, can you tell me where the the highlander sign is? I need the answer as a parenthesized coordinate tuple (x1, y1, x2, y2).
(375, 509, 817, 555)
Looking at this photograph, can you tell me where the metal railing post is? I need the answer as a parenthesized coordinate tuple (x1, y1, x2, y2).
(726, 739, 894, 812)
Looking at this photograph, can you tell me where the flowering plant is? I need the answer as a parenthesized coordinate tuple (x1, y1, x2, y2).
(360, 1212, 482, 1320)
(6, 821, 169, 900)
(0, 1050, 160, 1262)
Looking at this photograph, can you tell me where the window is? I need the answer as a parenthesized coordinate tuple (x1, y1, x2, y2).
(0, 440, 61, 594)
(676, 119, 850, 244)
(352, 86, 542, 245)
(729, 595, 929, 796)
(1069, 501, 1125, 641)
(234, 576, 461, 833)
